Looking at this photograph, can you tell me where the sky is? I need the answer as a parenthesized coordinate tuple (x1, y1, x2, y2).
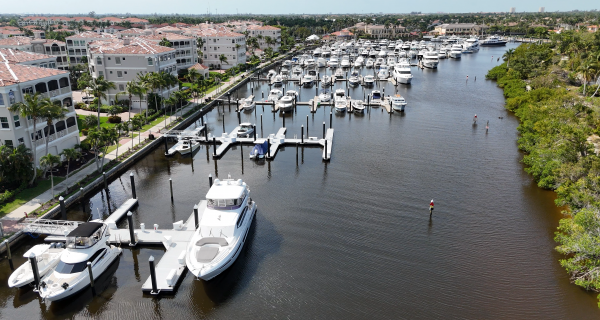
(4, 0, 598, 15)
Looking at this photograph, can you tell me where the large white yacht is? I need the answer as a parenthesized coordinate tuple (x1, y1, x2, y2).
(393, 59, 413, 84)
(38, 222, 121, 301)
(465, 37, 480, 51)
(480, 35, 507, 46)
(278, 95, 294, 113)
(422, 51, 439, 69)
(391, 95, 407, 112)
(377, 65, 390, 80)
(334, 89, 347, 113)
(317, 57, 327, 68)
(267, 89, 283, 103)
(449, 44, 463, 59)
(8, 243, 65, 288)
(185, 177, 257, 280)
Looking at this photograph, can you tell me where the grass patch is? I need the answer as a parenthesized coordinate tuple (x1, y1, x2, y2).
(0, 177, 66, 216)
(77, 115, 117, 136)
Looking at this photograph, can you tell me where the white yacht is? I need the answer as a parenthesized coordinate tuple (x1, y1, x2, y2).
(185, 177, 257, 280)
(278, 95, 294, 113)
(393, 59, 413, 84)
(241, 97, 255, 111)
(340, 56, 351, 68)
(272, 74, 282, 86)
(318, 89, 331, 102)
(365, 58, 374, 68)
(334, 89, 347, 113)
(375, 57, 385, 68)
(267, 89, 283, 103)
(334, 68, 344, 80)
(354, 56, 364, 67)
(465, 37, 480, 51)
(175, 139, 200, 155)
(387, 57, 397, 67)
(321, 75, 332, 87)
(352, 100, 365, 114)
(313, 48, 322, 56)
(422, 51, 439, 69)
(317, 57, 327, 68)
(370, 90, 382, 107)
(38, 222, 121, 301)
(438, 48, 448, 59)
(480, 35, 507, 46)
(305, 58, 316, 68)
(237, 123, 255, 138)
(391, 95, 407, 112)
(377, 65, 390, 80)
(327, 57, 339, 68)
(290, 66, 303, 81)
(348, 70, 360, 86)
(302, 74, 314, 87)
(363, 75, 375, 86)
(282, 60, 292, 68)
(8, 243, 65, 288)
(449, 44, 463, 59)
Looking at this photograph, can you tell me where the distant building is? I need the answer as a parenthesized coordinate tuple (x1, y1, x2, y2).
(509, 7, 516, 13)
(434, 24, 488, 35)
(352, 22, 407, 39)
(246, 25, 281, 52)
(0, 37, 68, 70)
(539, 7, 545, 13)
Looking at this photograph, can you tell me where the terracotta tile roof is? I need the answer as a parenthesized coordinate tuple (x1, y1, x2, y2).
(23, 25, 41, 30)
(156, 26, 183, 33)
(247, 25, 280, 31)
(42, 39, 66, 45)
(67, 31, 116, 39)
(88, 38, 175, 55)
(188, 28, 244, 38)
(0, 62, 68, 86)
(100, 17, 124, 22)
(0, 36, 33, 46)
(0, 26, 20, 31)
(125, 18, 149, 23)
(188, 63, 208, 70)
(0, 48, 54, 64)
(120, 28, 147, 34)
(139, 33, 193, 41)
(0, 30, 24, 35)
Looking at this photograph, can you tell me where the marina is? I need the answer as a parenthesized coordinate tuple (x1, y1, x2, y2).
(2, 41, 600, 319)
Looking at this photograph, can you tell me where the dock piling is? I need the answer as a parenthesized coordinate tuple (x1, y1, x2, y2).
(306, 115, 309, 136)
(330, 112, 333, 129)
(103, 172, 108, 189)
(267, 139, 271, 158)
(127, 211, 137, 246)
(222, 114, 225, 133)
(260, 114, 263, 137)
(164, 137, 168, 154)
(301, 125, 304, 144)
(323, 122, 326, 139)
(209, 174, 213, 187)
(87, 261, 95, 293)
(193, 205, 199, 229)
(149, 256, 158, 294)
(29, 253, 40, 291)
(130, 173, 136, 199)
(169, 178, 173, 201)
(253, 124, 257, 141)
(212, 137, 217, 156)
(4, 240, 13, 270)
(324, 140, 328, 160)
(59, 196, 66, 220)
(201, 115, 204, 126)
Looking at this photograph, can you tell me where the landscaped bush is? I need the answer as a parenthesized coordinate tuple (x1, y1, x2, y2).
(81, 128, 89, 136)
(75, 102, 85, 109)
(107, 116, 122, 123)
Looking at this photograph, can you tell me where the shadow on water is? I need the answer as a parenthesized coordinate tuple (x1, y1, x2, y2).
(41, 257, 121, 319)
(189, 210, 282, 316)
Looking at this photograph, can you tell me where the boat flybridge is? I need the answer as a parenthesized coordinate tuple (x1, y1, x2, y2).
(449, 44, 463, 59)
(393, 59, 413, 84)
(186, 177, 257, 280)
(422, 51, 439, 69)
(391, 95, 407, 112)
(38, 222, 121, 302)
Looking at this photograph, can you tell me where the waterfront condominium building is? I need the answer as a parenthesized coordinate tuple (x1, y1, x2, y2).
(246, 25, 281, 52)
(0, 37, 69, 70)
(138, 33, 198, 73)
(187, 28, 246, 70)
(0, 48, 57, 69)
(0, 61, 79, 163)
(65, 32, 117, 67)
(87, 37, 178, 108)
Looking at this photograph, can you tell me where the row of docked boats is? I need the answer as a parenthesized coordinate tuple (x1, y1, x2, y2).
(327, 88, 407, 113)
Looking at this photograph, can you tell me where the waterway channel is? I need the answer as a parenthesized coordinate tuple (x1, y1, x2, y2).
(1, 44, 599, 319)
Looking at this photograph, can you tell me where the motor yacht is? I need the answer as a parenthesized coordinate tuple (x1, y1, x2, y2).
(305, 58, 316, 68)
(363, 75, 375, 86)
(334, 68, 344, 80)
(449, 44, 462, 59)
(393, 59, 413, 85)
(438, 48, 448, 59)
(334, 89, 347, 113)
(375, 57, 385, 68)
(365, 58, 374, 68)
(317, 57, 327, 68)
(480, 35, 507, 46)
(185, 177, 257, 280)
(237, 123, 255, 138)
(387, 57, 397, 67)
(282, 60, 292, 68)
(377, 65, 390, 80)
(272, 74, 282, 86)
(328, 57, 339, 68)
(8, 243, 65, 288)
(318, 89, 331, 102)
(465, 37, 480, 51)
(321, 75, 332, 87)
(370, 90, 382, 107)
(302, 74, 314, 87)
(240, 96, 256, 111)
(340, 56, 351, 68)
(352, 100, 365, 114)
(313, 48, 322, 56)
(290, 66, 303, 81)
(422, 51, 439, 69)
(38, 222, 121, 301)
(354, 56, 364, 67)
(175, 139, 200, 155)
(267, 89, 283, 103)
(278, 95, 294, 113)
(348, 70, 360, 86)
(391, 95, 407, 112)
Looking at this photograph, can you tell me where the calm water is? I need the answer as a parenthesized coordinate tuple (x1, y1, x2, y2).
(1, 44, 599, 319)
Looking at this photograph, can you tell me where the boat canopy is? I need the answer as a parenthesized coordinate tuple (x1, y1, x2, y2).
(67, 222, 103, 238)
(251, 140, 268, 157)
(372, 91, 381, 99)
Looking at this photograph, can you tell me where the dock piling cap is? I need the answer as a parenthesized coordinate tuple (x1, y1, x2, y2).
(127, 211, 133, 217)
(59, 196, 64, 201)
(149, 256, 155, 262)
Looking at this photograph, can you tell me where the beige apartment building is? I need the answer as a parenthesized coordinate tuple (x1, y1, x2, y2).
(87, 38, 178, 108)
(246, 25, 281, 52)
(189, 29, 246, 70)
(0, 36, 68, 70)
(66, 32, 117, 66)
(433, 23, 488, 35)
(138, 33, 198, 72)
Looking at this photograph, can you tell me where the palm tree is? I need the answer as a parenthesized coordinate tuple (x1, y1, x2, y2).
(159, 38, 172, 47)
(8, 93, 47, 185)
(0, 144, 33, 188)
(39, 153, 60, 198)
(106, 126, 120, 159)
(130, 116, 143, 145)
(41, 102, 68, 157)
(88, 76, 116, 130)
(503, 48, 516, 68)
(187, 67, 200, 85)
(578, 61, 597, 96)
(60, 148, 80, 192)
(219, 54, 229, 68)
(116, 80, 141, 122)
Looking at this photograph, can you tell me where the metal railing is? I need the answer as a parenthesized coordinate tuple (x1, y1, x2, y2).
(21, 218, 81, 236)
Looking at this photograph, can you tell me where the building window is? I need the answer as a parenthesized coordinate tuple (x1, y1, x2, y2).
(96, 57, 102, 65)
(13, 115, 20, 128)
(119, 84, 124, 91)
(99, 71, 104, 77)
(0, 94, 4, 105)
(115, 57, 121, 64)
(0, 117, 9, 129)
(148, 57, 153, 65)
(4, 140, 13, 148)
(117, 71, 123, 78)
(18, 138, 24, 145)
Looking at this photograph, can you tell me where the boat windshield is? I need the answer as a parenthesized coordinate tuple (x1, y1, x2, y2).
(207, 191, 247, 210)
(372, 92, 381, 99)
(55, 260, 88, 274)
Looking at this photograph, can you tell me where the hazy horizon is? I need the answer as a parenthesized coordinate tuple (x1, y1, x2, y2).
(2, 0, 597, 16)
